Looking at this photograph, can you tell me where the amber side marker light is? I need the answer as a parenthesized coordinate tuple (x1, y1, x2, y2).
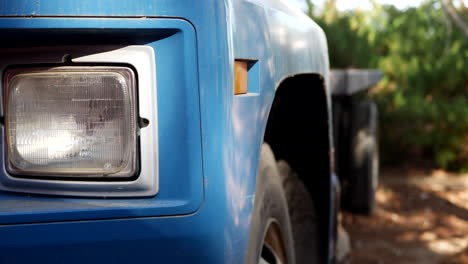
(234, 60, 248, 95)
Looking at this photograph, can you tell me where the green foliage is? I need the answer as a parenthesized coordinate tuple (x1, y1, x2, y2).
(311, 1, 468, 171)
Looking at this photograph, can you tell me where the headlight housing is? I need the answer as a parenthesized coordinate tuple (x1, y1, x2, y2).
(4, 66, 138, 178)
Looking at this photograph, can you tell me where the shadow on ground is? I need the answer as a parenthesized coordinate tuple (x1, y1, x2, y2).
(342, 169, 468, 264)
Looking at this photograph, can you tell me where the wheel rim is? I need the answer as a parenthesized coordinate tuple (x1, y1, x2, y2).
(259, 221, 287, 264)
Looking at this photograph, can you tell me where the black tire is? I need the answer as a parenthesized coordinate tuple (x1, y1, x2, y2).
(278, 160, 320, 264)
(245, 144, 295, 264)
(346, 100, 379, 215)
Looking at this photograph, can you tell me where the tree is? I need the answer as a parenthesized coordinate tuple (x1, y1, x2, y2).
(310, 0, 468, 171)
(441, 0, 468, 37)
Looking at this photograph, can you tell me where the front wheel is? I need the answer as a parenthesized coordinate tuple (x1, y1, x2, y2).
(245, 144, 295, 264)
(278, 160, 320, 264)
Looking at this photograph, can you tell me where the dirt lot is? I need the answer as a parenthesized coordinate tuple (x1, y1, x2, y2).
(342, 168, 468, 264)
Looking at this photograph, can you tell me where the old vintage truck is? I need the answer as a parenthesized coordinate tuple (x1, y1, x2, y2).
(0, 0, 379, 263)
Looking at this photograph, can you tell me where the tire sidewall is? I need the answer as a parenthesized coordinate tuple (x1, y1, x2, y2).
(244, 145, 295, 264)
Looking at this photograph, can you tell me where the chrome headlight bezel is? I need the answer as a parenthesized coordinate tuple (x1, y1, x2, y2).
(0, 46, 158, 197)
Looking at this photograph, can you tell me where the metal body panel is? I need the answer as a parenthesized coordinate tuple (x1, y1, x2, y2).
(0, 0, 331, 263)
(0, 18, 203, 223)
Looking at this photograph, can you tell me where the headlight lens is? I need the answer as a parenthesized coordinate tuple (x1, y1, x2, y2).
(4, 66, 137, 178)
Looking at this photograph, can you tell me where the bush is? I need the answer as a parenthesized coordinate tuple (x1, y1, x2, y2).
(311, 1, 468, 171)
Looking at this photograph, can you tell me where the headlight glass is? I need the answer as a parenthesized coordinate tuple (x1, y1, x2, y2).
(4, 66, 137, 178)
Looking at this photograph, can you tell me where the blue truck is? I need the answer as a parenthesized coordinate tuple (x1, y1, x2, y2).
(0, 1, 380, 263)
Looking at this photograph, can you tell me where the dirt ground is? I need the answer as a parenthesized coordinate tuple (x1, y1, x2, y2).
(342, 168, 468, 264)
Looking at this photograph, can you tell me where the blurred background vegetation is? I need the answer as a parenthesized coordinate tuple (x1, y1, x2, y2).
(306, 0, 467, 171)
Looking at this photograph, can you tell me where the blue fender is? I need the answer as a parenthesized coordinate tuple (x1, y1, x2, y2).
(0, 1, 332, 263)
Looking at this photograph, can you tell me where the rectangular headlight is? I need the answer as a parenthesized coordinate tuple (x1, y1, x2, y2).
(4, 66, 137, 178)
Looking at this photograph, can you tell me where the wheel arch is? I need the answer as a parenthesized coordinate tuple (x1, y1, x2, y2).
(264, 72, 334, 263)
